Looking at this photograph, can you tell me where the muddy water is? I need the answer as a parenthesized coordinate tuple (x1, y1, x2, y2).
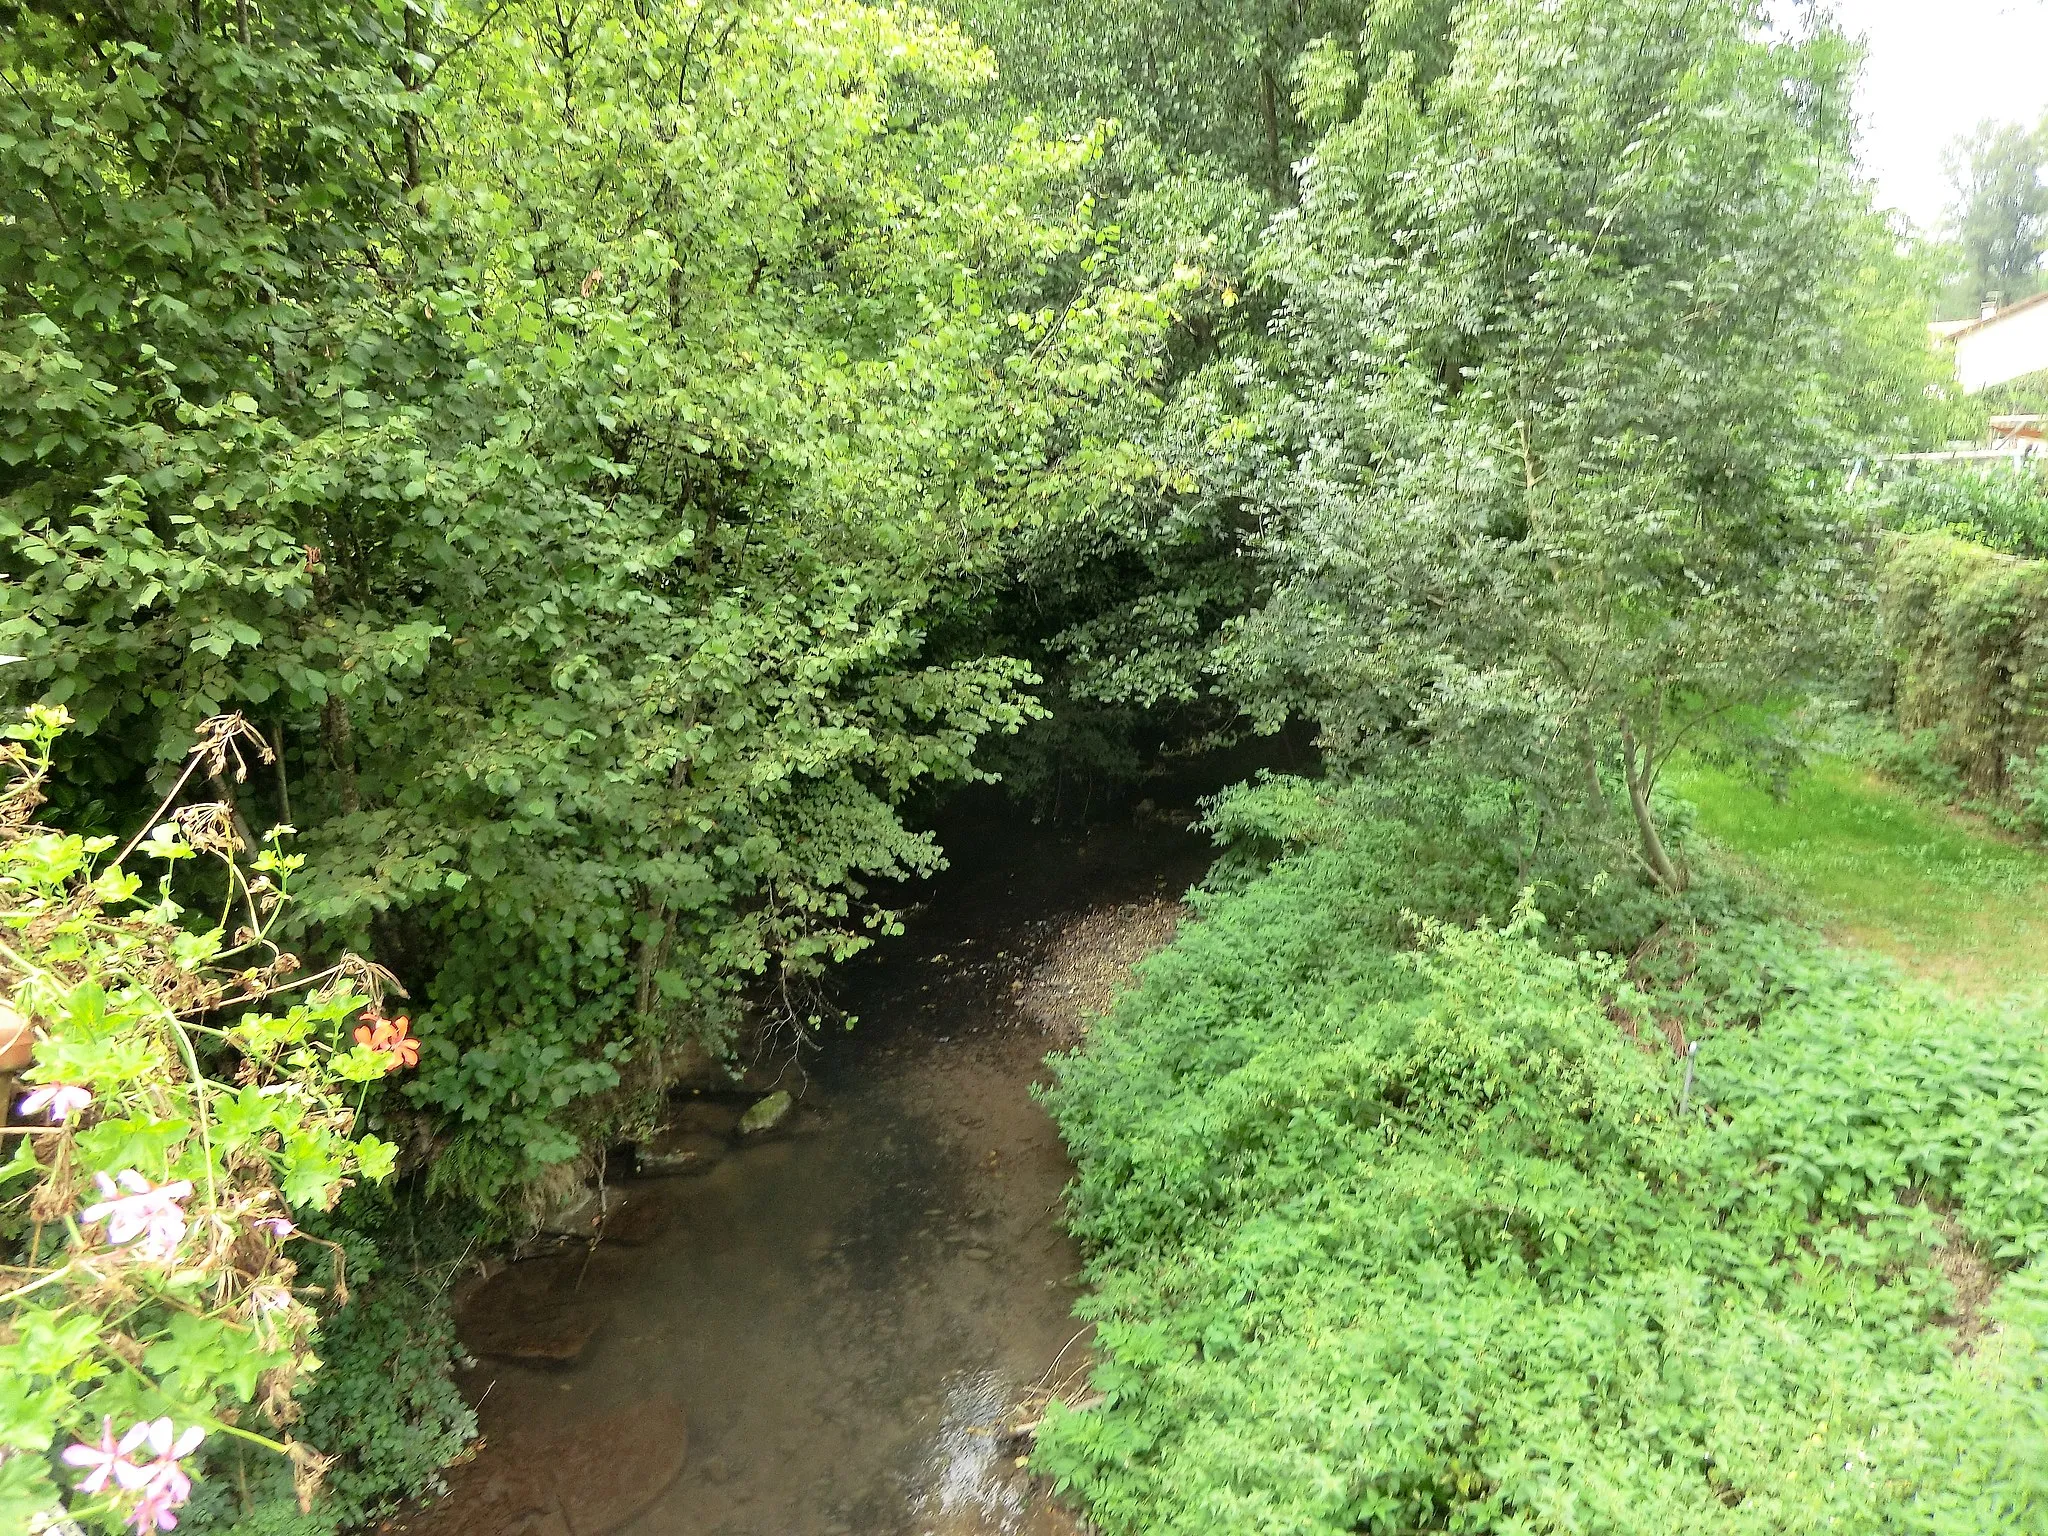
(451, 809, 1211, 1536)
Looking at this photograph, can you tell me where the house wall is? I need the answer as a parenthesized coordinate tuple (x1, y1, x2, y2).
(1955, 297, 2048, 393)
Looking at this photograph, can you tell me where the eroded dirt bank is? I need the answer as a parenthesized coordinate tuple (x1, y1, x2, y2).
(405, 805, 1210, 1536)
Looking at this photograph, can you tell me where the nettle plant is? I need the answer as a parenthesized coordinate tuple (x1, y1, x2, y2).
(0, 706, 410, 1533)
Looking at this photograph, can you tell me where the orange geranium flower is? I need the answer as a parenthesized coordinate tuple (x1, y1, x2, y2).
(352, 1013, 420, 1071)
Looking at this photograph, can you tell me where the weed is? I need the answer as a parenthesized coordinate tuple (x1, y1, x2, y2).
(1039, 781, 2048, 1534)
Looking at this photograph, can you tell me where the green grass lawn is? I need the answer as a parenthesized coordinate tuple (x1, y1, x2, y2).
(1671, 755, 2048, 998)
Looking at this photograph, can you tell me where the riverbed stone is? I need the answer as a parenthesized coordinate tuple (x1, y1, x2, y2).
(401, 1396, 686, 1536)
(549, 1396, 689, 1533)
(397, 1450, 568, 1536)
(458, 1257, 614, 1365)
(462, 1299, 611, 1365)
(536, 1185, 623, 1240)
(633, 1131, 727, 1178)
(738, 1089, 793, 1134)
(667, 1096, 746, 1138)
(600, 1192, 672, 1246)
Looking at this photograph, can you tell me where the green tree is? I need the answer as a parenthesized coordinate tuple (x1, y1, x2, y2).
(925, 0, 1470, 809)
(1944, 118, 2048, 309)
(2, 0, 1170, 1196)
(1229, 0, 1920, 892)
(951, 0, 1460, 200)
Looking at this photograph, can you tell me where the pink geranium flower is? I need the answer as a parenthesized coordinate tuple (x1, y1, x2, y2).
(119, 1419, 204, 1533)
(127, 1481, 186, 1534)
(18, 1082, 91, 1123)
(80, 1171, 195, 1262)
(61, 1415, 138, 1494)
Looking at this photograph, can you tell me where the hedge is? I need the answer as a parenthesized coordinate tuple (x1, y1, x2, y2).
(1879, 531, 2048, 799)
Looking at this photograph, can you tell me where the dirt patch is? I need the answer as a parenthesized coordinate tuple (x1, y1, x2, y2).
(1019, 900, 1186, 1045)
(1933, 1222, 2000, 1351)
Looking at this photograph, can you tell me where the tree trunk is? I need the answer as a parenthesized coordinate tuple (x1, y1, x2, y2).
(237, 0, 265, 202)
(1260, 65, 1285, 202)
(1580, 730, 1609, 822)
(401, 3, 423, 196)
(272, 718, 292, 827)
(323, 694, 360, 815)
(634, 905, 676, 1015)
(207, 768, 262, 858)
(1619, 717, 1686, 894)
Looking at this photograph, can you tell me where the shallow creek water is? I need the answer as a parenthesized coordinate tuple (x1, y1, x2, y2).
(423, 807, 1210, 1536)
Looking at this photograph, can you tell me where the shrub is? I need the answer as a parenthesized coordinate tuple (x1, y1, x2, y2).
(2012, 746, 2048, 838)
(182, 1249, 476, 1536)
(1038, 793, 2048, 1534)
(1878, 531, 2048, 804)
(1868, 463, 2048, 559)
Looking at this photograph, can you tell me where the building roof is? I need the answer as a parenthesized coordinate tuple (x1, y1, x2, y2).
(1947, 288, 2048, 342)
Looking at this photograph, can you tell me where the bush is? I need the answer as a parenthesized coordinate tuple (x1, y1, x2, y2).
(1878, 531, 2048, 805)
(2012, 746, 2048, 839)
(1869, 463, 2048, 559)
(1859, 724, 1971, 803)
(1037, 790, 2048, 1534)
(182, 1252, 476, 1536)
(1197, 767, 1684, 955)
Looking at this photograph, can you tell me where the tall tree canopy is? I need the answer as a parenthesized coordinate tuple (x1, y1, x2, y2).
(1226, 0, 1915, 890)
(1, 0, 1169, 1193)
(1945, 117, 2048, 308)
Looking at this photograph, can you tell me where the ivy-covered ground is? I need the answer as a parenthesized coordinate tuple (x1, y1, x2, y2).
(1033, 775, 2048, 1535)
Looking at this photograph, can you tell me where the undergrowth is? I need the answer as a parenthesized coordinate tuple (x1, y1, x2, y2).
(166, 1202, 478, 1535)
(1037, 775, 2048, 1534)
(1843, 717, 2048, 845)
(1869, 463, 2048, 560)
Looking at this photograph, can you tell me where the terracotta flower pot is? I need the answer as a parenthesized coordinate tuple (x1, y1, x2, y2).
(0, 1001, 34, 1073)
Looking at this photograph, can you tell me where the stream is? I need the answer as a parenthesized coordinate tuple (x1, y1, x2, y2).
(401, 802, 1213, 1536)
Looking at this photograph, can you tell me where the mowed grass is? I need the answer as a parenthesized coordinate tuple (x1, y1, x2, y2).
(1671, 755, 2048, 998)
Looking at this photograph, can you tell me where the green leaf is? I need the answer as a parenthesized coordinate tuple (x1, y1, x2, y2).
(354, 1134, 399, 1182)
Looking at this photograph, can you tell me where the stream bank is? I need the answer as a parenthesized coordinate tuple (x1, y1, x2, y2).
(399, 802, 1212, 1536)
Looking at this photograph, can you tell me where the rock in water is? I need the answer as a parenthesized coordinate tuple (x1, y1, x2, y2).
(458, 1256, 613, 1365)
(633, 1131, 727, 1178)
(668, 1097, 746, 1139)
(599, 1193, 673, 1246)
(536, 1184, 621, 1239)
(401, 1396, 686, 1536)
(738, 1090, 793, 1135)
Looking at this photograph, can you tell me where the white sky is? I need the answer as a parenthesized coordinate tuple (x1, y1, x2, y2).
(1832, 0, 2048, 232)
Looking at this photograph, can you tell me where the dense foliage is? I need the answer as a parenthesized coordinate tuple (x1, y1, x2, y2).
(1223, 0, 1921, 895)
(1943, 117, 2048, 312)
(1878, 531, 2048, 815)
(2, 0, 1173, 1197)
(1871, 464, 2048, 559)
(1039, 776, 2048, 1534)
(957, 0, 1458, 198)
(2, 0, 1993, 1528)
